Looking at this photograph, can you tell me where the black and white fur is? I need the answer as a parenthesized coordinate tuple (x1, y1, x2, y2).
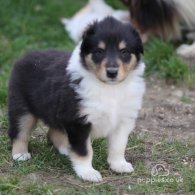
(8, 17, 145, 182)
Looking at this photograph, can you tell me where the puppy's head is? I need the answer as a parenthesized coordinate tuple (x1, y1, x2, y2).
(80, 17, 143, 84)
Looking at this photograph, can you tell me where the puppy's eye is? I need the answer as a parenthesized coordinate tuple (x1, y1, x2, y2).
(120, 49, 130, 58)
(93, 48, 105, 56)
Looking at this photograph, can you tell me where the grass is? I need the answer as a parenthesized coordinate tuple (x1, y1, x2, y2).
(0, 126, 195, 194)
(144, 38, 190, 84)
(0, 0, 195, 194)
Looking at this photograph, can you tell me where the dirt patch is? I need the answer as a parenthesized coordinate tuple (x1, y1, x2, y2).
(135, 78, 195, 144)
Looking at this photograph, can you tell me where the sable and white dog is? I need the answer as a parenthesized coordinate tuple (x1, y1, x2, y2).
(121, 0, 195, 42)
(8, 17, 145, 182)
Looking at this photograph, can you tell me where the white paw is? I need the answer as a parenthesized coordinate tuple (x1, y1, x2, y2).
(110, 161, 134, 173)
(74, 166, 102, 182)
(58, 146, 69, 156)
(13, 153, 31, 161)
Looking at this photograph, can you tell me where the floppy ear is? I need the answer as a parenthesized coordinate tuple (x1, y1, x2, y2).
(136, 35, 144, 55)
(134, 37, 144, 56)
(126, 23, 144, 54)
(135, 40, 143, 54)
(130, 26, 144, 58)
(80, 21, 98, 57)
(82, 21, 98, 40)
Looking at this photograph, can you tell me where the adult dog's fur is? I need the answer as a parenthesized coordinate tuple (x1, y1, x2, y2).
(8, 17, 145, 182)
(121, 0, 195, 42)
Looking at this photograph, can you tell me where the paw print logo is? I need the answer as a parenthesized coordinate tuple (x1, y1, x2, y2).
(151, 164, 169, 176)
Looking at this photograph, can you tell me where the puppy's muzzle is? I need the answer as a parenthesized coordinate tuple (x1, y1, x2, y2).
(106, 67, 118, 79)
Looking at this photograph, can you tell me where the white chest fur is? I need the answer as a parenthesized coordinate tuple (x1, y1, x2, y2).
(67, 45, 145, 138)
(77, 65, 145, 138)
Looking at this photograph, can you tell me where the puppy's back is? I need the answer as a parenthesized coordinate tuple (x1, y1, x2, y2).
(10, 50, 71, 83)
(8, 50, 73, 131)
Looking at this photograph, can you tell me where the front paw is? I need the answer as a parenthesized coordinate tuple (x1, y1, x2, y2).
(109, 160, 134, 173)
(74, 165, 102, 182)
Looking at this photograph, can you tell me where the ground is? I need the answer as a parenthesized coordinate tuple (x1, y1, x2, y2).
(0, 0, 195, 194)
(137, 78, 195, 144)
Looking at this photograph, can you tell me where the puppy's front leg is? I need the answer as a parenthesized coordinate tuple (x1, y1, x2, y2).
(66, 122, 102, 182)
(107, 121, 135, 173)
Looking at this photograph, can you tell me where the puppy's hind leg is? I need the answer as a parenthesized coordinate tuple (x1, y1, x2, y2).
(9, 113, 37, 161)
(48, 128, 69, 156)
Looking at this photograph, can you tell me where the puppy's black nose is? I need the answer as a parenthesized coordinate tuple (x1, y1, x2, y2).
(106, 68, 118, 79)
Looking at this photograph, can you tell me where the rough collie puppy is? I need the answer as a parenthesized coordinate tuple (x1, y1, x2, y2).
(121, 0, 195, 42)
(8, 17, 145, 182)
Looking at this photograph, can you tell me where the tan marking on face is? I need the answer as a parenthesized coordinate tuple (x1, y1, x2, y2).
(12, 113, 37, 155)
(85, 54, 96, 72)
(96, 59, 108, 82)
(98, 41, 106, 50)
(48, 128, 69, 151)
(117, 54, 138, 81)
(118, 41, 127, 50)
(84, 53, 137, 83)
(85, 54, 108, 82)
